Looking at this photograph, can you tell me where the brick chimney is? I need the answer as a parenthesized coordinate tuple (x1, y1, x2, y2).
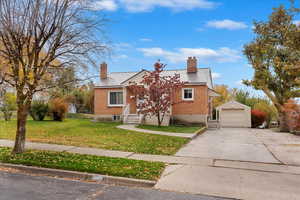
(187, 57, 198, 73)
(100, 62, 107, 79)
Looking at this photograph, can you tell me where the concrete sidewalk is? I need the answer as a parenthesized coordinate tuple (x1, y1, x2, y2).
(117, 124, 197, 138)
(0, 139, 212, 166)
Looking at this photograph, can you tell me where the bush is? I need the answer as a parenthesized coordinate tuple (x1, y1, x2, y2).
(251, 109, 267, 128)
(30, 101, 49, 121)
(49, 98, 68, 121)
(0, 92, 16, 121)
(283, 100, 300, 133)
(253, 102, 278, 128)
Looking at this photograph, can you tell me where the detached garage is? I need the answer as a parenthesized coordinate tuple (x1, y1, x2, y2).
(216, 101, 251, 128)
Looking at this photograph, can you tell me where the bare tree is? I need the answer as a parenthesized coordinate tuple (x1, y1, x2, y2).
(0, 0, 107, 153)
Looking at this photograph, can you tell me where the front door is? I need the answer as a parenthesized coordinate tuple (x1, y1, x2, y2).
(126, 89, 137, 114)
(129, 102, 137, 114)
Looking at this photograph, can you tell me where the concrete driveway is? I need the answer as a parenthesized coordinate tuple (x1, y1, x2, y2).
(156, 128, 300, 200)
(176, 128, 300, 165)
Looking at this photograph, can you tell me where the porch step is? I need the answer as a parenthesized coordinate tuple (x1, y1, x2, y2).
(124, 114, 141, 124)
(208, 121, 220, 129)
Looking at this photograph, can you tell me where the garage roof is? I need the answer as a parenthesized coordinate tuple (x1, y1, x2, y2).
(216, 100, 250, 110)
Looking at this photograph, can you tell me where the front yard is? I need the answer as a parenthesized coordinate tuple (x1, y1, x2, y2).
(0, 119, 189, 155)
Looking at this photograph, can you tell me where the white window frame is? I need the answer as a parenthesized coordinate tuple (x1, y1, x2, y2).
(108, 90, 124, 107)
(182, 88, 194, 101)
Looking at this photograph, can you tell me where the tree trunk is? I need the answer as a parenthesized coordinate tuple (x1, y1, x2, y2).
(12, 104, 29, 154)
(157, 112, 161, 127)
(279, 111, 289, 132)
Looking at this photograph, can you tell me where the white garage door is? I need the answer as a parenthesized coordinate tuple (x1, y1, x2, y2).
(221, 109, 248, 128)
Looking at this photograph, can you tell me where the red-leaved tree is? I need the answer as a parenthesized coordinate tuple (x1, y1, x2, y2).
(251, 109, 267, 128)
(283, 99, 300, 133)
(128, 62, 185, 126)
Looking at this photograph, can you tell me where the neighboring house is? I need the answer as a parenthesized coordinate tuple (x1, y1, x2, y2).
(0, 85, 15, 107)
(94, 57, 219, 126)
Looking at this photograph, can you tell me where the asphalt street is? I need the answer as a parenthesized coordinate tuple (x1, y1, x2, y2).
(0, 170, 230, 200)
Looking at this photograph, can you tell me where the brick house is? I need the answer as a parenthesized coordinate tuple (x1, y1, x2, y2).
(94, 57, 219, 126)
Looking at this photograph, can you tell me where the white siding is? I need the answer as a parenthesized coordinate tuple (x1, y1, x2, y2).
(217, 101, 251, 128)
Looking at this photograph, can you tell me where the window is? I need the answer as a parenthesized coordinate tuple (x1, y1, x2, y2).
(108, 91, 123, 106)
(182, 88, 194, 101)
(112, 115, 121, 121)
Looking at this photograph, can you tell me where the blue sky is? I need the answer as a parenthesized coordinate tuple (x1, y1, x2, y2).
(89, 0, 297, 89)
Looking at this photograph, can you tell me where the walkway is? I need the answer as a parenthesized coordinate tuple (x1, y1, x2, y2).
(0, 139, 211, 166)
(117, 125, 197, 139)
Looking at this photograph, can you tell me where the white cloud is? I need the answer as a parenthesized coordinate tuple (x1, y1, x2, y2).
(115, 54, 128, 59)
(138, 47, 241, 63)
(114, 42, 132, 51)
(86, 0, 218, 12)
(206, 19, 247, 30)
(212, 73, 221, 79)
(293, 20, 300, 26)
(235, 80, 243, 86)
(117, 42, 132, 48)
(196, 27, 205, 32)
(117, 0, 217, 12)
(89, 0, 118, 11)
(140, 38, 153, 42)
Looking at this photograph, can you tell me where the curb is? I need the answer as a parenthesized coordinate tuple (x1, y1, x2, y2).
(192, 127, 207, 139)
(0, 163, 156, 188)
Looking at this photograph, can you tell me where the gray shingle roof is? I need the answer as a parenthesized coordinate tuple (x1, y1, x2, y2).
(96, 71, 137, 88)
(96, 68, 213, 89)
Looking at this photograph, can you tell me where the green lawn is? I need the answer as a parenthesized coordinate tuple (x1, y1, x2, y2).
(0, 147, 164, 180)
(137, 124, 201, 133)
(0, 119, 189, 155)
